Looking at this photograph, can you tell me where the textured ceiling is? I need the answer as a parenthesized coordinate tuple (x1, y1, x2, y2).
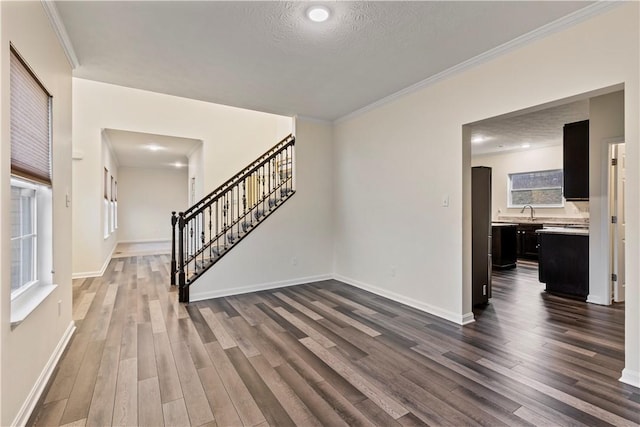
(55, 1, 595, 121)
(470, 100, 589, 156)
(104, 129, 201, 169)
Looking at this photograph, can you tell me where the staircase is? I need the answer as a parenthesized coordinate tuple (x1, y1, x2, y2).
(170, 135, 295, 302)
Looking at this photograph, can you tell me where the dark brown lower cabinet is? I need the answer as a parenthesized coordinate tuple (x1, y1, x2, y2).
(516, 224, 543, 260)
(492, 224, 517, 269)
(537, 230, 589, 300)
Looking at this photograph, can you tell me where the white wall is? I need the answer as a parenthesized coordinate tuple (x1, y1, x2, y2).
(72, 78, 292, 276)
(189, 118, 334, 300)
(101, 133, 119, 266)
(588, 91, 625, 305)
(118, 167, 189, 242)
(472, 145, 589, 221)
(0, 2, 73, 425)
(187, 144, 204, 204)
(333, 4, 639, 385)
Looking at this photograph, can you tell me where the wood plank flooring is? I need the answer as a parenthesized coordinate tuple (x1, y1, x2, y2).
(29, 257, 639, 426)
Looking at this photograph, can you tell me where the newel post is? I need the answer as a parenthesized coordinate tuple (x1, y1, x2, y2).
(170, 211, 177, 286)
(177, 212, 188, 303)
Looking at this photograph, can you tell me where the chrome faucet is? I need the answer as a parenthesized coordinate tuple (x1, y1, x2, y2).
(521, 204, 535, 221)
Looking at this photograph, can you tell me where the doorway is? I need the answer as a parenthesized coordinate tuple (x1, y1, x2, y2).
(609, 142, 626, 302)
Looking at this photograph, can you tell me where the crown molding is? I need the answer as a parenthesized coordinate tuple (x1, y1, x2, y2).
(41, 1, 79, 69)
(335, 1, 621, 124)
(295, 115, 333, 125)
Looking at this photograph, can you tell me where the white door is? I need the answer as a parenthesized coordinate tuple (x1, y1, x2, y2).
(610, 143, 626, 302)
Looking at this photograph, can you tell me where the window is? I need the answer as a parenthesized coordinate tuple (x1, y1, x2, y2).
(104, 168, 110, 238)
(508, 169, 564, 208)
(11, 181, 37, 298)
(114, 180, 118, 229)
(9, 45, 56, 326)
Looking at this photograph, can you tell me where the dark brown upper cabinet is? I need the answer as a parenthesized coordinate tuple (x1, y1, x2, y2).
(563, 120, 589, 201)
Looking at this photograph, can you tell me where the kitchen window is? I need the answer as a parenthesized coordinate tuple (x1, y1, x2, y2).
(508, 169, 564, 208)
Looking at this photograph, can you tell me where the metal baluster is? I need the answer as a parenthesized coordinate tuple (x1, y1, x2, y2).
(208, 205, 212, 264)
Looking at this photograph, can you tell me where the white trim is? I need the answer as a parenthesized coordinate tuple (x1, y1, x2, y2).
(10, 283, 58, 328)
(117, 238, 171, 244)
(186, 141, 204, 159)
(334, 274, 474, 326)
(619, 368, 640, 388)
(335, 2, 620, 124)
(72, 244, 116, 279)
(40, 1, 79, 69)
(295, 115, 332, 125)
(11, 321, 76, 427)
(586, 294, 610, 305)
(189, 274, 333, 302)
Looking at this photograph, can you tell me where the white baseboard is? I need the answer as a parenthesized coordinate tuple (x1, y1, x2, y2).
(12, 321, 76, 427)
(586, 294, 610, 305)
(72, 244, 117, 279)
(189, 274, 333, 302)
(334, 274, 473, 326)
(619, 368, 640, 388)
(117, 238, 171, 244)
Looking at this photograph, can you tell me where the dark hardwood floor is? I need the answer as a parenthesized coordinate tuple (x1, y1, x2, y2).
(29, 256, 639, 426)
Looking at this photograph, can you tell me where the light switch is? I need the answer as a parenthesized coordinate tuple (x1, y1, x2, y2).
(441, 195, 449, 207)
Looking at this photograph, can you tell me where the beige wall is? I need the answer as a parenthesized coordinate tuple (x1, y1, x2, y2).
(101, 133, 119, 269)
(72, 78, 292, 276)
(118, 167, 189, 242)
(589, 91, 625, 305)
(472, 145, 589, 221)
(333, 4, 639, 385)
(0, 2, 73, 425)
(189, 117, 335, 300)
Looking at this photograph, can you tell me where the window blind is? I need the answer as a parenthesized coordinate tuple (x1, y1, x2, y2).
(10, 47, 52, 186)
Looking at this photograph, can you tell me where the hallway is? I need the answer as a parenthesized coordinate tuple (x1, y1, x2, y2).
(29, 257, 639, 426)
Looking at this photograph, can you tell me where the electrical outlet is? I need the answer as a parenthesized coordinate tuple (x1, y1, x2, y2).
(58, 300, 62, 316)
(390, 266, 396, 277)
(483, 284, 487, 296)
(291, 257, 298, 266)
(441, 195, 449, 207)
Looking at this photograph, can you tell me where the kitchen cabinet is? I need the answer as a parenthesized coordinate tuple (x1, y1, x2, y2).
(563, 120, 589, 201)
(472, 167, 491, 306)
(516, 224, 543, 260)
(492, 224, 517, 269)
(537, 228, 589, 300)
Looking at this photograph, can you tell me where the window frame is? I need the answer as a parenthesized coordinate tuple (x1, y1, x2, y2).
(10, 178, 39, 300)
(507, 169, 565, 209)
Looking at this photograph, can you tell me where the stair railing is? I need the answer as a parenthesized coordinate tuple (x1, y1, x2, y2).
(171, 135, 295, 302)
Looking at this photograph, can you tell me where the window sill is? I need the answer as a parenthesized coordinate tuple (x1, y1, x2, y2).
(11, 282, 58, 329)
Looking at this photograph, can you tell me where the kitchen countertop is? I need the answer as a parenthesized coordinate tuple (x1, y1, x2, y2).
(536, 227, 589, 236)
(495, 216, 589, 226)
(491, 222, 518, 227)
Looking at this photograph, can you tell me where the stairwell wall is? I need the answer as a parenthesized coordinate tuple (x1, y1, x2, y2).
(189, 118, 335, 300)
(72, 78, 292, 277)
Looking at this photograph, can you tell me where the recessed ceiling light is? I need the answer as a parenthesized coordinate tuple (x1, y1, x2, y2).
(471, 135, 486, 144)
(147, 144, 165, 152)
(521, 143, 531, 148)
(307, 5, 330, 22)
(174, 162, 184, 168)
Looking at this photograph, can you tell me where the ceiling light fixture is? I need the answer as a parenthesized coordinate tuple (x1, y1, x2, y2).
(307, 5, 330, 22)
(471, 136, 485, 144)
(147, 144, 165, 152)
(174, 162, 184, 168)
(521, 143, 531, 148)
